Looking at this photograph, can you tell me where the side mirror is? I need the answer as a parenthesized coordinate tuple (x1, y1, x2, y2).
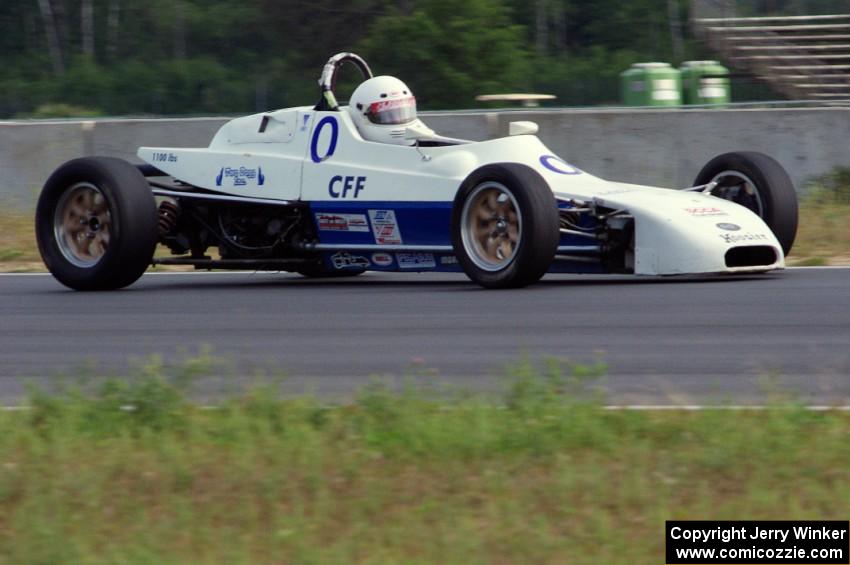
(509, 121, 539, 136)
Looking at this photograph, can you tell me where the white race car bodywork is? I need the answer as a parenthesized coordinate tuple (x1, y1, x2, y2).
(139, 106, 784, 276)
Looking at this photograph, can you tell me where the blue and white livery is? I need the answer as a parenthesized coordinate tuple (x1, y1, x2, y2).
(35, 53, 798, 290)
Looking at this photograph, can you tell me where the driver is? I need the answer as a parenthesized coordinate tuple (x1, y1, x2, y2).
(348, 76, 432, 145)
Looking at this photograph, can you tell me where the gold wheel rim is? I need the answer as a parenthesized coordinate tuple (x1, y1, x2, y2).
(53, 183, 112, 268)
(710, 170, 765, 217)
(461, 182, 521, 271)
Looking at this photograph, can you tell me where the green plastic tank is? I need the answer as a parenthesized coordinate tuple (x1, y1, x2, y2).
(680, 60, 730, 105)
(620, 62, 681, 107)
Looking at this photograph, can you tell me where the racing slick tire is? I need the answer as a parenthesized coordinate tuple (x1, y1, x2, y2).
(451, 164, 559, 289)
(694, 151, 798, 255)
(35, 157, 158, 290)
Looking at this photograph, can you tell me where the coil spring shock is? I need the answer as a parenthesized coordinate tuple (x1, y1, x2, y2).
(157, 200, 181, 239)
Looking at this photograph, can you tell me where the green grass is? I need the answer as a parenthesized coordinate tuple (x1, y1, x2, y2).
(789, 170, 850, 264)
(0, 248, 23, 262)
(1, 358, 849, 563)
(790, 200, 850, 265)
(792, 256, 828, 267)
(0, 214, 37, 266)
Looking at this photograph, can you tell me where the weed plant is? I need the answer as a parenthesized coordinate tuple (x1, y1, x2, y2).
(1, 357, 848, 563)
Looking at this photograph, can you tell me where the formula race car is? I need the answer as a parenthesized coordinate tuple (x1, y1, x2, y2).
(35, 53, 798, 290)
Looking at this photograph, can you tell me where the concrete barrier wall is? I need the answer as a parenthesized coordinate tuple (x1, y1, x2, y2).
(0, 117, 228, 210)
(487, 107, 850, 191)
(2, 108, 848, 210)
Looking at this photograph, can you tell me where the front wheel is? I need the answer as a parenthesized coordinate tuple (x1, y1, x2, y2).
(451, 164, 559, 289)
(694, 151, 798, 255)
(35, 157, 158, 290)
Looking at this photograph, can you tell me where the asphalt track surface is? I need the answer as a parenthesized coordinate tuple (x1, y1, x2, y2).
(1, 267, 848, 404)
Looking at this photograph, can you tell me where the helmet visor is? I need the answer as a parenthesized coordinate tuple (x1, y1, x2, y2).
(365, 97, 417, 125)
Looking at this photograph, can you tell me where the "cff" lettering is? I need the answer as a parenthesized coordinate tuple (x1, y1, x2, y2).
(328, 175, 366, 198)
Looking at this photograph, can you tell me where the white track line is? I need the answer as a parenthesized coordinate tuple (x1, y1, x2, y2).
(787, 265, 850, 270)
(604, 404, 850, 411)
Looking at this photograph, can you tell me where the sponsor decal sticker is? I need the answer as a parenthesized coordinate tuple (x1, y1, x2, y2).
(215, 166, 265, 187)
(330, 251, 370, 270)
(716, 222, 741, 231)
(151, 151, 178, 163)
(368, 209, 403, 245)
(684, 207, 727, 217)
(310, 116, 338, 163)
(539, 154, 581, 175)
(598, 187, 634, 196)
(718, 232, 769, 244)
(440, 256, 459, 265)
(315, 213, 369, 232)
(371, 253, 394, 267)
(328, 175, 367, 198)
(367, 97, 416, 114)
(397, 252, 436, 269)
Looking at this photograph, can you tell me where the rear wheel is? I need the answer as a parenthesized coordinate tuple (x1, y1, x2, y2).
(35, 157, 158, 290)
(451, 164, 559, 288)
(694, 151, 798, 255)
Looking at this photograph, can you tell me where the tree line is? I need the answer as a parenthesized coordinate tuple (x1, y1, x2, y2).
(0, 0, 778, 118)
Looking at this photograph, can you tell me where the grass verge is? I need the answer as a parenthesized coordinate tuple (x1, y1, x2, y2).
(0, 214, 41, 272)
(1, 359, 849, 563)
(790, 199, 850, 266)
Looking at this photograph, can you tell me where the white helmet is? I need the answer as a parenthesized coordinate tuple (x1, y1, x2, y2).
(348, 76, 423, 145)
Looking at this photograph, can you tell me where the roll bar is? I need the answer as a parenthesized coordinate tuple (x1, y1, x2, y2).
(315, 52, 374, 111)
